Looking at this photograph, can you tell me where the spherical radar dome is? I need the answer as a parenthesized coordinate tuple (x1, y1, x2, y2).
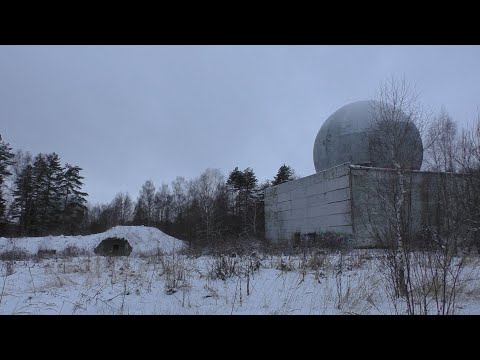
(313, 100, 423, 172)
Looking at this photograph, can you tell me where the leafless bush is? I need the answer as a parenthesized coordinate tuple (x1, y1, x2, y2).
(157, 252, 193, 294)
(5, 260, 15, 276)
(58, 245, 88, 258)
(276, 256, 296, 272)
(377, 243, 471, 315)
(306, 252, 327, 271)
(36, 248, 57, 259)
(186, 236, 264, 259)
(335, 253, 347, 309)
(207, 253, 261, 303)
(85, 253, 91, 272)
(209, 255, 239, 280)
(0, 249, 29, 261)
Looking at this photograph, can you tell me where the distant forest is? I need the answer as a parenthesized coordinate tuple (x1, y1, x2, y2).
(0, 133, 295, 245)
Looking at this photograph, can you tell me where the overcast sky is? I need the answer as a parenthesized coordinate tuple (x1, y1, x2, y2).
(1, 45, 479, 204)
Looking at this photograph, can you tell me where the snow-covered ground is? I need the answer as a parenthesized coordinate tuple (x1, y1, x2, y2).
(0, 226, 185, 256)
(0, 252, 387, 314)
(1, 227, 480, 315)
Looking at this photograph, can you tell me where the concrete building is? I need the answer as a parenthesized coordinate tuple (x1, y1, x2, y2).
(265, 100, 429, 245)
(264, 163, 448, 245)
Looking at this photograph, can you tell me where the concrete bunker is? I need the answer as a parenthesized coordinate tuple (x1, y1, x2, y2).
(94, 237, 132, 256)
(266, 100, 427, 246)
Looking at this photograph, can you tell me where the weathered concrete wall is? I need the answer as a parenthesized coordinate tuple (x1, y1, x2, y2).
(350, 166, 459, 246)
(266, 161, 475, 246)
(265, 163, 353, 242)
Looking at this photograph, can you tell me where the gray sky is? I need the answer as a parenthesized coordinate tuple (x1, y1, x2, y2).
(1, 45, 479, 204)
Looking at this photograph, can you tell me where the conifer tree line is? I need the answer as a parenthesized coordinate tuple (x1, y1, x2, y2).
(0, 129, 298, 242)
(0, 134, 88, 237)
(3, 101, 480, 249)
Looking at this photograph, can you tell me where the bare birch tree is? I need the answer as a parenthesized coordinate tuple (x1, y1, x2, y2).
(363, 92, 477, 314)
(366, 76, 427, 303)
(193, 168, 225, 244)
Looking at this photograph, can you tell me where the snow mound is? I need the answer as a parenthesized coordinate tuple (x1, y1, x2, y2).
(97, 226, 185, 254)
(0, 226, 185, 256)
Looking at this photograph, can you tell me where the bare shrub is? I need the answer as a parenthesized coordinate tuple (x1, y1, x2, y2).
(5, 261, 15, 276)
(157, 253, 193, 294)
(36, 248, 57, 259)
(209, 255, 239, 280)
(58, 245, 88, 258)
(276, 256, 296, 272)
(0, 249, 29, 261)
(261, 232, 352, 258)
(303, 232, 353, 252)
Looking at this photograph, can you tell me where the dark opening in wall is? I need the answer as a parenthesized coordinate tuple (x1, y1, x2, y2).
(94, 237, 132, 256)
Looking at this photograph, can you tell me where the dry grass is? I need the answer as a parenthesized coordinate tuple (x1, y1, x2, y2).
(0, 245, 478, 314)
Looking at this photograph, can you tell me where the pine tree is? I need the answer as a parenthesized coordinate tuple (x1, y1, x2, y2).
(29, 153, 47, 234)
(227, 167, 244, 217)
(252, 179, 271, 237)
(45, 153, 64, 232)
(241, 168, 258, 236)
(11, 152, 88, 236)
(61, 164, 88, 234)
(226, 167, 259, 236)
(31, 153, 64, 234)
(242, 167, 258, 193)
(226, 167, 245, 191)
(0, 134, 15, 224)
(272, 164, 295, 186)
(12, 164, 35, 235)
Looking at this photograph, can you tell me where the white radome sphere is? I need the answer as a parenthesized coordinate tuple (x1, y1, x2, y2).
(313, 100, 423, 172)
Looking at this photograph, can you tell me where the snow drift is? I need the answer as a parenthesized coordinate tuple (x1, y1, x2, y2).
(0, 226, 185, 256)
